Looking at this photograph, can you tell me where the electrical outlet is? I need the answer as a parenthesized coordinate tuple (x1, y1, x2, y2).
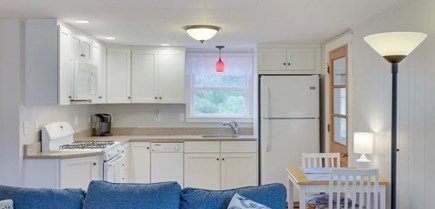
(23, 121, 29, 135)
(179, 113, 185, 121)
(155, 111, 161, 122)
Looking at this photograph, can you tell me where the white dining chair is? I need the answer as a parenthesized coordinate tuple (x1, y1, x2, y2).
(327, 168, 380, 209)
(302, 153, 341, 168)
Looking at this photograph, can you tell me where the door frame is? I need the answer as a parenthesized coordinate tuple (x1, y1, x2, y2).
(323, 32, 353, 155)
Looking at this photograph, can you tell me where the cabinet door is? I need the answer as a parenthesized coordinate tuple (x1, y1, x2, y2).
(79, 37, 92, 63)
(130, 142, 151, 183)
(122, 143, 131, 183)
(107, 48, 131, 103)
(287, 48, 316, 71)
(131, 49, 157, 103)
(58, 25, 73, 105)
(220, 153, 257, 190)
(60, 156, 101, 190)
(184, 153, 221, 190)
(157, 48, 185, 103)
(257, 48, 287, 70)
(92, 43, 107, 104)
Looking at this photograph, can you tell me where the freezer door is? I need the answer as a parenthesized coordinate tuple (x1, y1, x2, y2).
(260, 118, 319, 201)
(260, 75, 319, 118)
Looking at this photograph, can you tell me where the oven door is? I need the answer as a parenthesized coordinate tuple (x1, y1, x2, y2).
(103, 153, 125, 183)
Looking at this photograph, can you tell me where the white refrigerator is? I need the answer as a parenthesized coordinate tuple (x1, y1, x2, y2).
(259, 75, 320, 200)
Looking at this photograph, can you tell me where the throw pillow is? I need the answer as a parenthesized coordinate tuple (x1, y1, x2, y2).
(180, 183, 286, 209)
(0, 199, 13, 209)
(0, 185, 85, 209)
(227, 193, 271, 209)
(83, 180, 181, 209)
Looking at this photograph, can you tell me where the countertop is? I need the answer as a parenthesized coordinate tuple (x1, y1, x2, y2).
(24, 135, 257, 159)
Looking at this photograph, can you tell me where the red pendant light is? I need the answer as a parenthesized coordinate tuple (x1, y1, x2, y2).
(216, 46, 225, 72)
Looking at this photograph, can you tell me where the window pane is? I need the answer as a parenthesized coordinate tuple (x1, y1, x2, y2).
(194, 90, 246, 115)
(194, 75, 246, 87)
(333, 117, 347, 146)
(333, 88, 346, 115)
(333, 57, 346, 85)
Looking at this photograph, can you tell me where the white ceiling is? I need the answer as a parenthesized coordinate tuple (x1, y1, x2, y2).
(0, 0, 408, 48)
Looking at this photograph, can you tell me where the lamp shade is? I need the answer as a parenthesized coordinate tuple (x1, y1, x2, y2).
(364, 32, 427, 58)
(353, 132, 374, 154)
(184, 25, 220, 43)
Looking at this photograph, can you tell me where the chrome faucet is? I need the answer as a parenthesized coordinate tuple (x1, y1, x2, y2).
(223, 121, 239, 135)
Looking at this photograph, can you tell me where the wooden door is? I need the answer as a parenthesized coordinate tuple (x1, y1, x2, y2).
(328, 45, 348, 167)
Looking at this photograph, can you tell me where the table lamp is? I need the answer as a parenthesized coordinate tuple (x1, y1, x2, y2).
(354, 132, 374, 169)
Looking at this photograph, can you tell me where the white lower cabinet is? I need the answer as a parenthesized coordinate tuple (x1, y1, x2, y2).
(122, 142, 131, 183)
(60, 156, 101, 189)
(184, 141, 258, 190)
(184, 153, 221, 190)
(24, 155, 102, 190)
(220, 153, 257, 189)
(130, 142, 151, 183)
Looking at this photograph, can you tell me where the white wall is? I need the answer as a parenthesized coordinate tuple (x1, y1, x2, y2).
(0, 19, 22, 186)
(95, 104, 253, 128)
(350, 0, 435, 208)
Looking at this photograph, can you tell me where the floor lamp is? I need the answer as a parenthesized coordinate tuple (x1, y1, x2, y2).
(364, 32, 427, 209)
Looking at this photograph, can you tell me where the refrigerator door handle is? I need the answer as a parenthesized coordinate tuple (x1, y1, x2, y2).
(266, 87, 271, 152)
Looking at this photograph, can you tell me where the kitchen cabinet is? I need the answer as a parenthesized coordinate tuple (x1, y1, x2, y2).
(24, 155, 102, 190)
(184, 141, 257, 190)
(107, 47, 131, 103)
(257, 44, 321, 74)
(92, 41, 107, 104)
(130, 142, 151, 183)
(122, 143, 132, 183)
(131, 47, 185, 104)
(25, 19, 99, 105)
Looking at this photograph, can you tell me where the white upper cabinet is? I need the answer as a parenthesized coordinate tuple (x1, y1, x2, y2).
(107, 48, 131, 103)
(130, 47, 185, 104)
(257, 44, 321, 74)
(131, 49, 158, 103)
(158, 48, 185, 103)
(92, 41, 107, 104)
(58, 25, 74, 105)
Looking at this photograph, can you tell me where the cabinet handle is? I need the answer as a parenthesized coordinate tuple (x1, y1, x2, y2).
(222, 158, 225, 161)
(288, 62, 291, 66)
(147, 147, 150, 150)
(93, 162, 97, 166)
(283, 62, 286, 66)
(98, 96, 103, 99)
(159, 97, 162, 100)
(216, 158, 220, 161)
(122, 164, 125, 166)
(128, 96, 131, 99)
(155, 96, 158, 99)
(81, 54, 85, 57)
(68, 96, 72, 99)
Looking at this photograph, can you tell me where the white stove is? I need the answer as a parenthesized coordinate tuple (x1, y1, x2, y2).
(41, 122, 125, 182)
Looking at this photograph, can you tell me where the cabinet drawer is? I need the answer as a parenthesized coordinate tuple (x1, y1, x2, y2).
(184, 141, 220, 153)
(221, 141, 257, 153)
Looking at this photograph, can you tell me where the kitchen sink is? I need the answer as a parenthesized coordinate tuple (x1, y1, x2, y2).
(201, 135, 239, 138)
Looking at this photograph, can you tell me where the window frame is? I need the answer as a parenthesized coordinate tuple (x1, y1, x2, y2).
(185, 71, 253, 123)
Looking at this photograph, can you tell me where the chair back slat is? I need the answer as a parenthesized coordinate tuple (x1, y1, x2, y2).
(329, 169, 380, 209)
(302, 153, 341, 168)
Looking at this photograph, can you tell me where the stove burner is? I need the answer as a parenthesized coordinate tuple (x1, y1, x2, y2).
(59, 140, 115, 150)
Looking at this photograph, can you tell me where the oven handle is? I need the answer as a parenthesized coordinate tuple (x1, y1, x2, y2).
(106, 154, 125, 167)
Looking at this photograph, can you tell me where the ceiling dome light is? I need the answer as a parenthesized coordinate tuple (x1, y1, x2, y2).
(183, 25, 221, 44)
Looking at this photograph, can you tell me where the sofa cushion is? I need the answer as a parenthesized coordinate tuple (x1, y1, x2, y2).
(180, 183, 286, 209)
(0, 185, 85, 209)
(0, 199, 13, 209)
(227, 193, 271, 209)
(83, 180, 181, 209)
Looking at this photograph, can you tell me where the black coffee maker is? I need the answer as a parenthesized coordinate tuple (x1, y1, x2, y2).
(92, 113, 113, 136)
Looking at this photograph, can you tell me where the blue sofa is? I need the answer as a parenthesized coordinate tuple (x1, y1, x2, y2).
(0, 181, 286, 209)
